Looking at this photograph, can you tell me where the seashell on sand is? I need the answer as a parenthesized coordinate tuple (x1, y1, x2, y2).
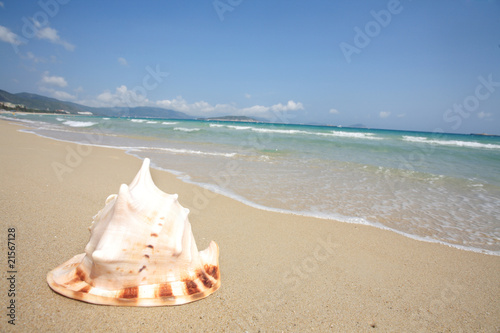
(47, 158, 220, 306)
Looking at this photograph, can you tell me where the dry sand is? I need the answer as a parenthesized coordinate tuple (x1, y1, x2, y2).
(0, 120, 499, 332)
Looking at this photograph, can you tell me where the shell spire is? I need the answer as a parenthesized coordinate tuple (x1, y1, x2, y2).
(47, 158, 220, 306)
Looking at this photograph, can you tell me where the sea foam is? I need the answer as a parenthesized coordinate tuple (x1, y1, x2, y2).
(62, 120, 97, 128)
(174, 127, 200, 132)
(403, 136, 500, 149)
(211, 124, 381, 140)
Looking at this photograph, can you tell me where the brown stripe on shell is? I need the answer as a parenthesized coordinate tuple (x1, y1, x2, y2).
(75, 266, 87, 282)
(204, 265, 219, 280)
(138, 265, 146, 273)
(196, 269, 214, 289)
(156, 283, 173, 297)
(183, 279, 200, 295)
(146, 244, 154, 249)
(119, 286, 139, 299)
(150, 233, 158, 237)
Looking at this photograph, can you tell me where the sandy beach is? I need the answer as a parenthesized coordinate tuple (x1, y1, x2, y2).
(1, 119, 499, 332)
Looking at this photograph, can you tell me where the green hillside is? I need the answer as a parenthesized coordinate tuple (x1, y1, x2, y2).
(0, 89, 193, 119)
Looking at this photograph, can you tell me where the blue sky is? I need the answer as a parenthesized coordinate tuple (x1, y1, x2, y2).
(1, 0, 499, 134)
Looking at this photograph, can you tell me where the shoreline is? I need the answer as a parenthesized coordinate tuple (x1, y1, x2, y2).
(9, 116, 499, 256)
(1, 119, 499, 331)
(147, 160, 500, 257)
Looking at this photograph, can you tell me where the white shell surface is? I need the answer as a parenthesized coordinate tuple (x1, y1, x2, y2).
(47, 158, 220, 306)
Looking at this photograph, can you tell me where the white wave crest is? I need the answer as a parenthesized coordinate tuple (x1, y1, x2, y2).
(128, 146, 236, 158)
(227, 125, 253, 130)
(162, 121, 178, 125)
(130, 119, 146, 123)
(174, 127, 200, 132)
(0, 115, 39, 125)
(215, 124, 381, 140)
(403, 136, 500, 149)
(153, 147, 236, 157)
(251, 128, 309, 135)
(320, 131, 382, 139)
(62, 120, 97, 128)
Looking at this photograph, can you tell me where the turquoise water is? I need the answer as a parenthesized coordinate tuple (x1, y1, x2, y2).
(3, 113, 499, 255)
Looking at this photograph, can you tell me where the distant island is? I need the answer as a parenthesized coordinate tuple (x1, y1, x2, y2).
(470, 133, 500, 137)
(347, 123, 368, 129)
(198, 115, 262, 123)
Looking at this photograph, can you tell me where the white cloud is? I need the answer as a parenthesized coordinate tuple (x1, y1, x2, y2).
(40, 71, 67, 87)
(397, 113, 406, 118)
(36, 26, 58, 40)
(240, 105, 270, 115)
(35, 25, 75, 51)
(245, 93, 251, 99)
(0, 2, 4, 8)
(270, 100, 304, 112)
(25, 51, 44, 63)
(477, 111, 492, 119)
(379, 111, 391, 118)
(51, 90, 76, 100)
(39, 86, 76, 101)
(82, 86, 303, 121)
(156, 96, 189, 111)
(95, 85, 150, 107)
(156, 96, 235, 115)
(0, 25, 22, 45)
(236, 101, 303, 122)
(118, 57, 128, 66)
(156, 97, 304, 119)
(329, 108, 339, 114)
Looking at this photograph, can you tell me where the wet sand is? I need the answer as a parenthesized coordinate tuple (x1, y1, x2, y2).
(1, 120, 499, 332)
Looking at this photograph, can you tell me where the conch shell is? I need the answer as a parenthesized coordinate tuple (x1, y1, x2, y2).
(47, 158, 220, 306)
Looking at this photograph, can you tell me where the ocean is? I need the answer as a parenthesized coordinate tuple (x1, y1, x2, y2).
(2, 113, 499, 255)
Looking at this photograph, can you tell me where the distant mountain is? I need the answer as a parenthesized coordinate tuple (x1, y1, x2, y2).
(0, 89, 193, 119)
(0, 90, 84, 113)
